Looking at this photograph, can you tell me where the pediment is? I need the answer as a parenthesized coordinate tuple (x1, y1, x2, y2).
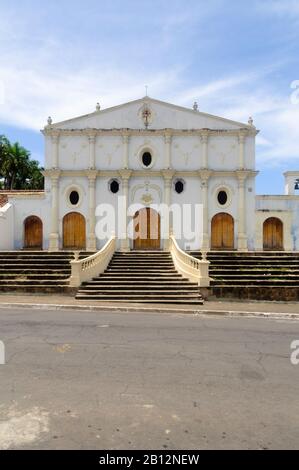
(49, 97, 251, 131)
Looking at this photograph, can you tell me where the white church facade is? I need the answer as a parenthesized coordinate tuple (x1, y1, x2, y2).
(1, 96, 299, 253)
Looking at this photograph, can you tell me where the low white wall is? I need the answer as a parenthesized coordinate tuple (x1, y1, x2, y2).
(0, 203, 14, 250)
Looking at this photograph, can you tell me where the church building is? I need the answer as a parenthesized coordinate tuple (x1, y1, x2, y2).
(1, 96, 299, 254)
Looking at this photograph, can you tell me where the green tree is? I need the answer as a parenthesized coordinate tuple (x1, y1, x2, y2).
(0, 136, 44, 190)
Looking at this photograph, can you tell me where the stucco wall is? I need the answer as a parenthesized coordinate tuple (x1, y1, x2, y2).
(0, 203, 14, 250)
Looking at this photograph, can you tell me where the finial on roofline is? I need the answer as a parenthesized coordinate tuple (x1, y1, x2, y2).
(47, 116, 53, 126)
(248, 116, 254, 126)
(96, 102, 101, 111)
(193, 101, 199, 112)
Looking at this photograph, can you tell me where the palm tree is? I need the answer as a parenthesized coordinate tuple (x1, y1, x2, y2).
(1, 141, 31, 189)
(0, 137, 44, 190)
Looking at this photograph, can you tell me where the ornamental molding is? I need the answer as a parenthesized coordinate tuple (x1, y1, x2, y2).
(42, 127, 259, 138)
(42, 169, 258, 179)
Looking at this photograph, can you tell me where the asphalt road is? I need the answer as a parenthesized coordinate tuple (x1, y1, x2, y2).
(0, 308, 299, 450)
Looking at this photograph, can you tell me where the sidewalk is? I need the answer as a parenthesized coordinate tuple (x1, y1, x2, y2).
(0, 293, 298, 317)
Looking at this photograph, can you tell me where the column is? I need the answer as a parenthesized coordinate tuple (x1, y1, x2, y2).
(164, 131, 172, 169)
(87, 131, 97, 169)
(86, 170, 98, 251)
(198, 170, 212, 251)
(119, 169, 132, 251)
(238, 132, 246, 170)
(49, 170, 61, 251)
(237, 171, 248, 251)
(162, 170, 175, 250)
(51, 131, 60, 168)
(122, 133, 130, 169)
(200, 130, 209, 168)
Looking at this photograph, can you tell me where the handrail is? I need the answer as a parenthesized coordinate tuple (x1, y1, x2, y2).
(69, 235, 116, 287)
(169, 234, 210, 287)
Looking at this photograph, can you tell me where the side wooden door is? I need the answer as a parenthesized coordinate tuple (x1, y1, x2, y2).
(211, 213, 234, 250)
(24, 216, 43, 249)
(263, 217, 283, 250)
(63, 212, 86, 249)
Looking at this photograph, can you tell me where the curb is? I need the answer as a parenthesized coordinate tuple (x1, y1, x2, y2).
(0, 302, 299, 319)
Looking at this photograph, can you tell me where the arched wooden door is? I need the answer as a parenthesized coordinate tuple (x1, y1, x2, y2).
(133, 208, 160, 250)
(24, 216, 43, 249)
(263, 217, 283, 250)
(63, 212, 86, 249)
(211, 213, 234, 250)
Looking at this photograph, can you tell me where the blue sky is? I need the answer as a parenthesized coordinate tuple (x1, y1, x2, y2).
(0, 0, 299, 194)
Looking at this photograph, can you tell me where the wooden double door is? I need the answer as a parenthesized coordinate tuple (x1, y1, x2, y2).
(24, 216, 43, 249)
(263, 217, 283, 250)
(63, 212, 86, 249)
(211, 213, 234, 250)
(133, 208, 160, 250)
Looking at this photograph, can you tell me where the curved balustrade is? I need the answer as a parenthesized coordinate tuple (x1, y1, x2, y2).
(69, 235, 116, 287)
(169, 235, 210, 287)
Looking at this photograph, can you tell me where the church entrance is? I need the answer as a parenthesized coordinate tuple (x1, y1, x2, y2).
(263, 217, 283, 250)
(24, 216, 43, 249)
(211, 213, 234, 250)
(133, 208, 161, 250)
(63, 212, 86, 249)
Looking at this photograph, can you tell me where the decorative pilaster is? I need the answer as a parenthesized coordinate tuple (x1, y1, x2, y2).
(87, 130, 97, 169)
(119, 169, 132, 251)
(238, 131, 247, 170)
(122, 132, 130, 169)
(198, 170, 212, 251)
(51, 131, 60, 169)
(48, 169, 61, 251)
(164, 130, 172, 169)
(200, 130, 209, 169)
(86, 169, 98, 251)
(236, 171, 248, 251)
(162, 170, 175, 250)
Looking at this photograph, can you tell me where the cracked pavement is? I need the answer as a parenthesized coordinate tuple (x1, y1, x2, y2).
(0, 308, 299, 449)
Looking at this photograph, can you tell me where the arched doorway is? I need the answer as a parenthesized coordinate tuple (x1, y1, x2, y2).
(63, 212, 86, 249)
(263, 217, 283, 250)
(211, 213, 234, 250)
(133, 208, 160, 250)
(24, 216, 43, 249)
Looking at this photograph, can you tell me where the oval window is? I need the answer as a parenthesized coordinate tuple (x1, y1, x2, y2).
(175, 180, 184, 194)
(110, 179, 120, 194)
(218, 190, 228, 205)
(142, 152, 152, 167)
(69, 190, 79, 205)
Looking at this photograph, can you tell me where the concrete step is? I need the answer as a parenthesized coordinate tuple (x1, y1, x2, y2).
(80, 285, 199, 291)
(76, 250, 204, 304)
(88, 279, 195, 285)
(75, 297, 204, 304)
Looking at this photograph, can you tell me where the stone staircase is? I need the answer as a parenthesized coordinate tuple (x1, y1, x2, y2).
(190, 251, 299, 301)
(76, 251, 204, 304)
(0, 251, 92, 293)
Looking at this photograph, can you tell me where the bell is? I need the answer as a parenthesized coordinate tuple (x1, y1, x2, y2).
(294, 182, 299, 190)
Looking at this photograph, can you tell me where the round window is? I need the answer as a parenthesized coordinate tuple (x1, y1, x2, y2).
(69, 190, 79, 205)
(109, 179, 120, 194)
(174, 180, 184, 194)
(217, 190, 228, 205)
(142, 152, 152, 167)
